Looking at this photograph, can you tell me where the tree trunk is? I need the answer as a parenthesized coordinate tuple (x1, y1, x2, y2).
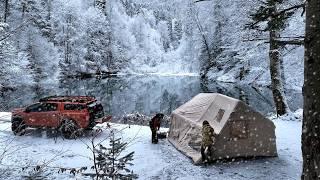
(280, 50, 286, 88)
(21, 1, 26, 19)
(302, 0, 320, 179)
(47, 0, 52, 20)
(4, 0, 9, 22)
(107, 0, 113, 71)
(269, 29, 290, 116)
(194, 13, 212, 79)
(199, 35, 212, 79)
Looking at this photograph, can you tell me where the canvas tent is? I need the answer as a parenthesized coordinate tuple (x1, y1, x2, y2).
(168, 93, 277, 164)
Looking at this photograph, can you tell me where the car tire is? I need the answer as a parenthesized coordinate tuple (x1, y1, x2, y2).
(11, 118, 26, 136)
(59, 119, 79, 139)
(85, 121, 95, 130)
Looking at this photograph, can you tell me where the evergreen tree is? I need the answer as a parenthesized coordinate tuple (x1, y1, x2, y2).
(95, 0, 107, 14)
(193, 0, 223, 79)
(92, 131, 138, 179)
(247, 0, 296, 116)
(58, 13, 76, 77)
(20, 0, 52, 39)
(0, 22, 32, 89)
(85, 1, 112, 74)
(170, 18, 182, 49)
(120, 0, 143, 17)
(0, 22, 15, 88)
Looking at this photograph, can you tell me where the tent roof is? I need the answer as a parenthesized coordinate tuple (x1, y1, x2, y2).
(172, 93, 242, 133)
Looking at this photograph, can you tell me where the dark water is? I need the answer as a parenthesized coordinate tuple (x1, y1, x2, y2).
(0, 75, 302, 117)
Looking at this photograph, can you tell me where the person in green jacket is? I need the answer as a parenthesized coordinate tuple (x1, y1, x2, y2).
(201, 120, 216, 163)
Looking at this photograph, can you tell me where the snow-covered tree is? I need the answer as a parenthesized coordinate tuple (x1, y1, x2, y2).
(170, 18, 182, 49)
(0, 22, 32, 89)
(247, 0, 298, 116)
(84, 7, 111, 73)
(53, 0, 86, 77)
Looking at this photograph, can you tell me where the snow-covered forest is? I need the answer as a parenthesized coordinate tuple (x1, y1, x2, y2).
(0, 0, 304, 89)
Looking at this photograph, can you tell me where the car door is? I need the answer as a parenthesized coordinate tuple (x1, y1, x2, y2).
(24, 103, 59, 127)
(63, 103, 87, 123)
(40, 103, 60, 127)
(24, 103, 42, 126)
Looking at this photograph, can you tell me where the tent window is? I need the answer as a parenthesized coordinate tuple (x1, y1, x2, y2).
(215, 109, 225, 122)
(230, 121, 248, 139)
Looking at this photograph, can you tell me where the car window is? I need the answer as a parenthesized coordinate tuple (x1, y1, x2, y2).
(42, 103, 58, 111)
(27, 103, 58, 112)
(26, 103, 42, 112)
(64, 104, 86, 111)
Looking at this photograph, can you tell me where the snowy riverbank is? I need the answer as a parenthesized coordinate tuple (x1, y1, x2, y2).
(0, 111, 302, 179)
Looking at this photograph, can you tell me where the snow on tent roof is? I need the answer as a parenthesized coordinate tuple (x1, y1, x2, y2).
(172, 93, 239, 134)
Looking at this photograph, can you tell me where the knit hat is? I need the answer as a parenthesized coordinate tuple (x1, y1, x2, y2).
(203, 120, 209, 126)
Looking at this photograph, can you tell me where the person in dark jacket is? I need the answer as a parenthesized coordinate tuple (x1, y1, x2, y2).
(149, 113, 164, 144)
(201, 120, 216, 163)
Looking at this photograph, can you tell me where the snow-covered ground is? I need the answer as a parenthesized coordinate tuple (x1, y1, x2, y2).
(0, 112, 302, 180)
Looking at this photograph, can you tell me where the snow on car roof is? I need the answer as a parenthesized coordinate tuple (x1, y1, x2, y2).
(39, 96, 96, 103)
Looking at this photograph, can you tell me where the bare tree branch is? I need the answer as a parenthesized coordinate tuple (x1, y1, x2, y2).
(275, 39, 304, 46)
(248, 3, 305, 29)
(193, 0, 211, 3)
(278, 4, 305, 15)
(243, 36, 305, 43)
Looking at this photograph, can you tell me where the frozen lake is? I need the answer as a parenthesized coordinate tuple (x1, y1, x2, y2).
(0, 75, 302, 117)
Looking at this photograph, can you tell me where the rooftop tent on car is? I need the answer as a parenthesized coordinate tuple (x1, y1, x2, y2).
(168, 93, 277, 164)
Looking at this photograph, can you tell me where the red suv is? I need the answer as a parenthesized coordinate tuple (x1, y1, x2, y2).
(11, 96, 111, 139)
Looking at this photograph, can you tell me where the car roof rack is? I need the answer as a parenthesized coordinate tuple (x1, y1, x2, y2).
(39, 96, 96, 103)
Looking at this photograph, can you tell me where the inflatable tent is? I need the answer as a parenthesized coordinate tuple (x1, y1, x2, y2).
(168, 93, 277, 164)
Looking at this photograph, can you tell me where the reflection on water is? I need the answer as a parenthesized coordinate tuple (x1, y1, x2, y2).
(0, 75, 302, 117)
